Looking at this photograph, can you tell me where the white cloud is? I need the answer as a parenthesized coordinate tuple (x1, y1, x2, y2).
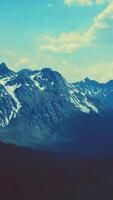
(39, 32, 83, 53)
(39, 1, 113, 53)
(64, 0, 109, 6)
(47, 3, 53, 7)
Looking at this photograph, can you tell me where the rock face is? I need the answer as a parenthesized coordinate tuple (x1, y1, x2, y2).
(0, 63, 113, 151)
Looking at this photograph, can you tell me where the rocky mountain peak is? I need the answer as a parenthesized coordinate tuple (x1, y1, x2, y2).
(0, 63, 15, 77)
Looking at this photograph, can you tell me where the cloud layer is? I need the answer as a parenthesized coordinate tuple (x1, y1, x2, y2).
(39, 1, 113, 53)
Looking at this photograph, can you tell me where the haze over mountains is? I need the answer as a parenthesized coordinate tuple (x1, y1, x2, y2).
(0, 62, 113, 156)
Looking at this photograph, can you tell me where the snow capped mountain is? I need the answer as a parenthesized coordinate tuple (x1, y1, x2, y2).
(0, 64, 100, 129)
(0, 63, 113, 149)
(74, 78, 113, 112)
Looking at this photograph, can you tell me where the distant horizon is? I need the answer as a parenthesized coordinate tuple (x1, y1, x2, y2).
(0, 61, 113, 84)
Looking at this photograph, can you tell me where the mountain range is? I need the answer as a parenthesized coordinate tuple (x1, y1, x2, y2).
(0, 62, 113, 155)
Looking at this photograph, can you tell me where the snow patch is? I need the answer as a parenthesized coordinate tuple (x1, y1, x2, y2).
(31, 74, 46, 91)
(6, 84, 21, 111)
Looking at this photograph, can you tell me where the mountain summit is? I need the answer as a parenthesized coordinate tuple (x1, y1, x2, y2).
(0, 63, 15, 77)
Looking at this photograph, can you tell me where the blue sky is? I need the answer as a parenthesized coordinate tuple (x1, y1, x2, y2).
(0, 0, 113, 82)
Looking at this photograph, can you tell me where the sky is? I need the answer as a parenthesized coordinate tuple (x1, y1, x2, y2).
(0, 0, 113, 82)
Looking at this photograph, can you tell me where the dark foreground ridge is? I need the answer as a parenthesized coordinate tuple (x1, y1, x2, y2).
(0, 142, 113, 200)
